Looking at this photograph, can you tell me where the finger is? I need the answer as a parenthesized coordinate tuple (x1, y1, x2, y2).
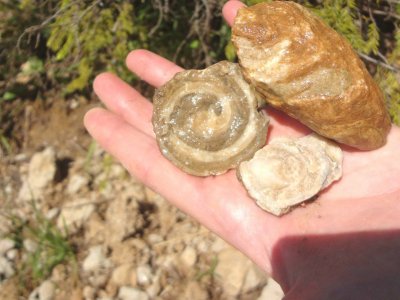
(223, 0, 246, 26)
(126, 49, 183, 88)
(93, 72, 154, 137)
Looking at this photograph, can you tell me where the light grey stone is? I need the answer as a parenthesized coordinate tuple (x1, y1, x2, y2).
(45, 208, 60, 221)
(215, 247, 253, 298)
(0, 256, 15, 281)
(111, 264, 134, 287)
(6, 249, 18, 261)
(0, 239, 15, 255)
(38, 280, 55, 300)
(180, 246, 197, 267)
(18, 148, 56, 201)
(66, 174, 89, 194)
(242, 265, 268, 293)
(136, 265, 153, 286)
(257, 279, 284, 300)
(83, 245, 111, 273)
(24, 239, 38, 253)
(118, 286, 149, 300)
(57, 199, 95, 234)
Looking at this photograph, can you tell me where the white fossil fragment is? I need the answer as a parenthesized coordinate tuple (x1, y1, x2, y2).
(238, 134, 343, 216)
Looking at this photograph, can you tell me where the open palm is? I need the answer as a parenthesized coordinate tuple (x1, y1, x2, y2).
(84, 0, 400, 295)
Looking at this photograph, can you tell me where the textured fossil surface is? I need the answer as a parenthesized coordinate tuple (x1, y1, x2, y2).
(232, 1, 391, 150)
(152, 61, 269, 176)
(238, 134, 343, 216)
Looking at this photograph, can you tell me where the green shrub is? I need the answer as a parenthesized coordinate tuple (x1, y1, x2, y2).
(1, 0, 399, 124)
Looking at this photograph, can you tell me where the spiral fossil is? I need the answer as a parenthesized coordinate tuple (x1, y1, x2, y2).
(152, 61, 269, 176)
(238, 134, 343, 216)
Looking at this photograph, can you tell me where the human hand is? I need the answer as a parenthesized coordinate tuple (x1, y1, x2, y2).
(84, 1, 400, 298)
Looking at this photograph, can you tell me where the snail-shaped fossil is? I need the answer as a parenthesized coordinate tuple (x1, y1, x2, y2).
(152, 61, 269, 176)
(238, 134, 343, 216)
(232, 1, 391, 150)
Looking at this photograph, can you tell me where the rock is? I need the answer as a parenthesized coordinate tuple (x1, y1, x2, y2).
(214, 248, 253, 298)
(83, 245, 111, 273)
(242, 265, 268, 293)
(57, 199, 95, 234)
(136, 265, 153, 286)
(82, 286, 95, 300)
(69, 288, 83, 300)
(104, 185, 144, 244)
(257, 279, 284, 300)
(232, 1, 391, 150)
(38, 280, 56, 300)
(6, 249, 18, 261)
(50, 264, 67, 282)
(24, 239, 38, 253)
(0, 257, 15, 281)
(85, 213, 107, 244)
(88, 273, 109, 288)
(0, 239, 15, 255)
(18, 147, 56, 201)
(45, 208, 60, 221)
(66, 174, 89, 194)
(111, 264, 134, 287)
(0, 215, 12, 236)
(147, 233, 163, 244)
(181, 281, 208, 300)
(118, 287, 149, 300)
(146, 280, 161, 298)
(0, 278, 18, 300)
(180, 246, 197, 267)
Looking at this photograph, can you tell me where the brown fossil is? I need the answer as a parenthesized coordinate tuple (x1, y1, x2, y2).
(238, 134, 343, 216)
(152, 61, 269, 176)
(232, 1, 391, 150)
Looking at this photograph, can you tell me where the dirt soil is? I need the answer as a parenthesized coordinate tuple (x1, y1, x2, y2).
(0, 96, 283, 300)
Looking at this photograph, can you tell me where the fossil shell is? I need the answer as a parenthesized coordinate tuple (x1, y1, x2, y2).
(232, 1, 391, 150)
(152, 61, 269, 176)
(238, 134, 343, 216)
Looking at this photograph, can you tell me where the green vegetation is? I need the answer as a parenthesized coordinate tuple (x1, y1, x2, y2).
(4, 203, 76, 289)
(0, 0, 399, 126)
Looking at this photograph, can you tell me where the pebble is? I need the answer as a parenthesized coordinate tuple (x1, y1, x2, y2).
(180, 246, 197, 267)
(83, 245, 111, 273)
(6, 249, 18, 261)
(0, 239, 15, 255)
(118, 287, 149, 300)
(0, 256, 15, 281)
(66, 174, 89, 194)
(57, 199, 95, 234)
(28, 280, 55, 300)
(24, 239, 38, 253)
(39, 280, 56, 300)
(111, 264, 134, 287)
(182, 281, 208, 300)
(18, 147, 56, 201)
(45, 208, 60, 221)
(215, 248, 253, 297)
(147, 233, 163, 244)
(82, 286, 95, 300)
(257, 279, 284, 300)
(136, 265, 153, 286)
(242, 265, 268, 292)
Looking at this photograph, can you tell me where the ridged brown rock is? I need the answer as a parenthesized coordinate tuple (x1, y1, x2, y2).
(232, 1, 391, 150)
(152, 61, 269, 176)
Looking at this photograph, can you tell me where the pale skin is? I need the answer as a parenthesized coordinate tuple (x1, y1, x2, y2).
(84, 1, 400, 298)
